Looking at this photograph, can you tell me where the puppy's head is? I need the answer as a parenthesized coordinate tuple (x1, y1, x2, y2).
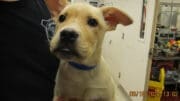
(50, 3, 133, 62)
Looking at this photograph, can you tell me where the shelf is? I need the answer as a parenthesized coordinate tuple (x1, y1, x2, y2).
(160, 2, 180, 7)
(153, 56, 180, 60)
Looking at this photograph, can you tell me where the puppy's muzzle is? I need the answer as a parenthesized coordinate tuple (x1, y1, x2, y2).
(60, 29, 79, 44)
(53, 28, 80, 59)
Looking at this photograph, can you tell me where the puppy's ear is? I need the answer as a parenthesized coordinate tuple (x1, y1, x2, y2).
(46, 0, 69, 17)
(101, 7, 133, 30)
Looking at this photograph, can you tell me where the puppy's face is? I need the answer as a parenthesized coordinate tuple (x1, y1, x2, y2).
(50, 3, 133, 61)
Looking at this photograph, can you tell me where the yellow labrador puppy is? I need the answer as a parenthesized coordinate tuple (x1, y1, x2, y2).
(50, 2, 133, 101)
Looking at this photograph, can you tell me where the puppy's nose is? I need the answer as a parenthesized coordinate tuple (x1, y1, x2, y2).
(60, 29, 79, 43)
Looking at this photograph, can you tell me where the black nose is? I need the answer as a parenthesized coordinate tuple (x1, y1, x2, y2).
(60, 29, 79, 43)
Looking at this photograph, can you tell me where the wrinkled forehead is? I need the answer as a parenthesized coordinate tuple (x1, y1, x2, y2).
(60, 3, 103, 20)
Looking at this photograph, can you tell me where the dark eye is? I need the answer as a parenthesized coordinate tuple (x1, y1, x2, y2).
(88, 18, 98, 27)
(59, 15, 66, 22)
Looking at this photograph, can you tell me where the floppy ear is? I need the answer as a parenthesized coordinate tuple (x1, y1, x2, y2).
(45, 0, 69, 17)
(101, 7, 133, 31)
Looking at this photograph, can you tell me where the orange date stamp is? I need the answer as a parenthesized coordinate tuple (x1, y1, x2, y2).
(129, 91, 179, 97)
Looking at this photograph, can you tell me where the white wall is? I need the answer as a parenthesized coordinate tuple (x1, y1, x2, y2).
(102, 0, 156, 101)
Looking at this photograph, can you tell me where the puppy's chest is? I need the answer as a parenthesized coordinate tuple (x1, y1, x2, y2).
(57, 63, 115, 99)
(59, 64, 110, 88)
(59, 71, 113, 99)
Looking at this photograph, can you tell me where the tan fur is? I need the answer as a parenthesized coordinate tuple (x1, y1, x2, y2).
(50, 3, 133, 101)
(45, 0, 69, 17)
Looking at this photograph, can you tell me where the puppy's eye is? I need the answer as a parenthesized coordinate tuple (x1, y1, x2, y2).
(59, 15, 66, 22)
(88, 18, 98, 27)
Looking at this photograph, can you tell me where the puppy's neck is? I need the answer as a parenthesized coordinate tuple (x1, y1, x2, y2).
(80, 46, 102, 69)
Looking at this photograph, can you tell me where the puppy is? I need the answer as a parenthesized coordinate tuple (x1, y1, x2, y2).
(50, 2, 133, 101)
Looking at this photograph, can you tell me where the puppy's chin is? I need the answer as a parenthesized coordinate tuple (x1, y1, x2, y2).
(51, 47, 81, 61)
(50, 45, 94, 61)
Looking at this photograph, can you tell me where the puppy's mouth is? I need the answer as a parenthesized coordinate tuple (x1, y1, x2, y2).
(53, 46, 80, 59)
(59, 47, 75, 55)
